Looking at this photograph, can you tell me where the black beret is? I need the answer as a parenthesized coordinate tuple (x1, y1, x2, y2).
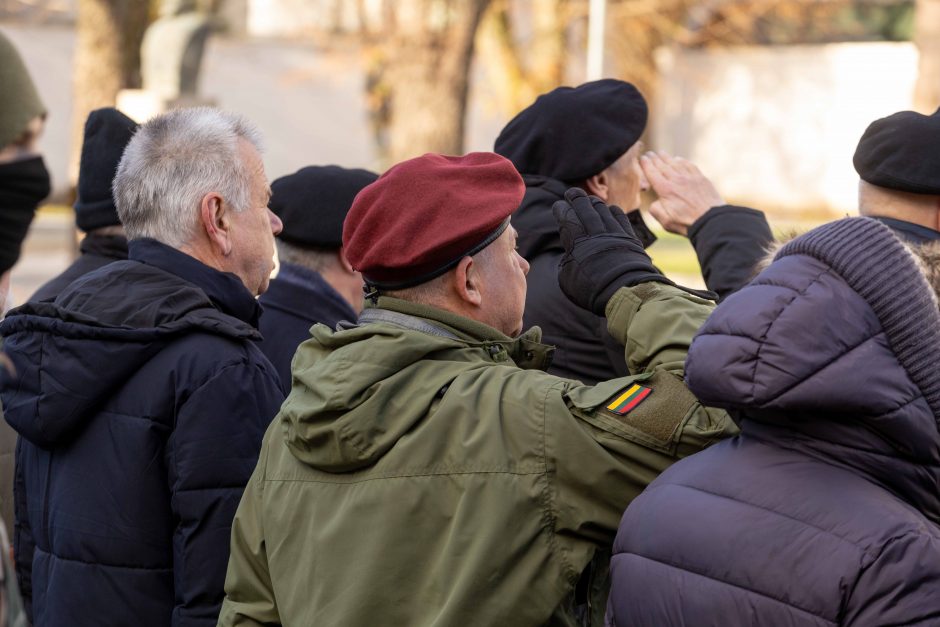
(853, 108, 940, 194)
(493, 79, 648, 182)
(271, 165, 378, 249)
(75, 108, 138, 232)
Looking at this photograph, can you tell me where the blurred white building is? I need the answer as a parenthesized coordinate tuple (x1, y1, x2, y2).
(652, 43, 918, 217)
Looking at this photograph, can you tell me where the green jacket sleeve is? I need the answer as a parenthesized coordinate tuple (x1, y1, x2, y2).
(546, 283, 737, 547)
(605, 283, 716, 375)
(217, 443, 281, 627)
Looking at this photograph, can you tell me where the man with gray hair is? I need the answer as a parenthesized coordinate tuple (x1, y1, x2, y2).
(0, 107, 284, 626)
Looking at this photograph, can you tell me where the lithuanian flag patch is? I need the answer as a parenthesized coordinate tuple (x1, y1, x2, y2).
(606, 383, 652, 415)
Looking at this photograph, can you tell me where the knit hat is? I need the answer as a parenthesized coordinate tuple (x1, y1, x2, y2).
(344, 152, 524, 289)
(494, 79, 647, 182)
(776, 217, 940, 422)
(271, 165, 378, 249)
(74, 108, 138, 232)
(0, 29, 45, 149)
(853, 108, 940, 194)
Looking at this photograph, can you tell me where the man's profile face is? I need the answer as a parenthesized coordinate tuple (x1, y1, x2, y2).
(475, 225, 529, 337)
(604, 141, 647, 211)
(227, 139, 283, 296)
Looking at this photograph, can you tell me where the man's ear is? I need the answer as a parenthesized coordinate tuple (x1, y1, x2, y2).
(453, 256, 482, 307)
(583, 173, 609, 202)
(199, 192, 232, 256)
(337, 246, 356, 274)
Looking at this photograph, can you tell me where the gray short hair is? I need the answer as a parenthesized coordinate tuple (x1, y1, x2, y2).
(276, 239, 338, 274)
(113, 107, 263, 247)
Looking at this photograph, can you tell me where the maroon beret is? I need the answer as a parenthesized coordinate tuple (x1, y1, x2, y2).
(344, 152, 525, 289)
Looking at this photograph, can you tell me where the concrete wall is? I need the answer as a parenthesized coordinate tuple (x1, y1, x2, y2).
(652, 42, 919, 217)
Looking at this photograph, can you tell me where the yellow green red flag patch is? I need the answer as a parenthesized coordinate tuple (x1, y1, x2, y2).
(606, 383, 652, 415)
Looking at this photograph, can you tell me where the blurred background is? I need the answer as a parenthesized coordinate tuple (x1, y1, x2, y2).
(3, 0, 937, 295)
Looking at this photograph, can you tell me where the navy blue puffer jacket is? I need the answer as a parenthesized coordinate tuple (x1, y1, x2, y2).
(0, 239, 284, 627)
(608, 218, 940, 626)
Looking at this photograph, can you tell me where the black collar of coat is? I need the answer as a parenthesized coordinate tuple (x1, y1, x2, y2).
(871, 216, 940, 245)
(79, 232, 128, 260)
(129, 237, 263, 328)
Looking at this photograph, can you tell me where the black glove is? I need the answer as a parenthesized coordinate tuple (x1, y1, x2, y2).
(626, 209, 657, 249)
(552, 188, 671, 315)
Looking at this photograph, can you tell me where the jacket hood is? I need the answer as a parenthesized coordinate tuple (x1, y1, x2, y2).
(278, 297, 551, 472)
(1, 260, 260, 447)
(686, 218, 940, 518)
(512, 174, 569, 260)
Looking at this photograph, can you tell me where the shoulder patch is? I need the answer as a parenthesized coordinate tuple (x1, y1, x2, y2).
(605, 383, 652, 415)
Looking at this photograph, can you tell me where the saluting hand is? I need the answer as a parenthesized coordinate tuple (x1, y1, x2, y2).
(641, 151, 724, 237)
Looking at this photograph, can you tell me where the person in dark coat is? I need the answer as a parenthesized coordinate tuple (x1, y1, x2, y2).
(607, 216, 940, 625)
(29, 107, 137, 302)
(0, 107, 285, 627)
(854, 107, 940, 246)
(258, 165, 376, 393)
(494, 80, 772, 384)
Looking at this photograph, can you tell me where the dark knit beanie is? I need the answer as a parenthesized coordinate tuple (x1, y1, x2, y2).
(75, 108, 138, 232)
(853, 108, 940, 194)
(777, 217, 940, 423)
(0, 29, 45, 149)
(493, 79, 647, 182)
(271, 165, 378, 249)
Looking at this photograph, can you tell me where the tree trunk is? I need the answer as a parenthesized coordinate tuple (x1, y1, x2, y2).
(367, 0, 492, 165)
(914, 0, 940, 113)
(481, 0, 570, 115)
(69, 0, 150, 183)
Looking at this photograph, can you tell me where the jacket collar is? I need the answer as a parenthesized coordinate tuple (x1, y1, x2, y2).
(79, 233, 128, 260)
(871, 216, 940, 245)
(128, 238, 262, 328)
(512, 175, 570, 259)
(263, 261, 355, 324)
(367, 296, 554, 371)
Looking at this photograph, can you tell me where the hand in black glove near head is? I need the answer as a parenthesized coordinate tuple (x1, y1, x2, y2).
(552, 187, 672, 316)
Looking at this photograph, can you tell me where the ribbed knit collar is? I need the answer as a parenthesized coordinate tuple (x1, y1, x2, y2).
(777, 217, 940, 428)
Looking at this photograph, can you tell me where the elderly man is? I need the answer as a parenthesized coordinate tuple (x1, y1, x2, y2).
(219, 152, 736, 626)
(30, 107, 137, 302)
(494, 79, 773, 384)
(0, 107, 284, 626)
(854, 108, 940, 243)
(258, 165, 377, 392)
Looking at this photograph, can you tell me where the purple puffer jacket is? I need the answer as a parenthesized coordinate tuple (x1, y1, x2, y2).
(608, 218, 940, 626)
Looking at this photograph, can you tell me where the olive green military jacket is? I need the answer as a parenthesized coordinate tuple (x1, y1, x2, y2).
(218, 283, 737, 627)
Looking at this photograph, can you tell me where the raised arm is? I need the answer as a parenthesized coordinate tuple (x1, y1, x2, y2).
(641, 151, 773, 300)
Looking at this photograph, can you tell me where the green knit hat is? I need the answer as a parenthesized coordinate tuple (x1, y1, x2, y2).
(0, 29, 45, 149)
